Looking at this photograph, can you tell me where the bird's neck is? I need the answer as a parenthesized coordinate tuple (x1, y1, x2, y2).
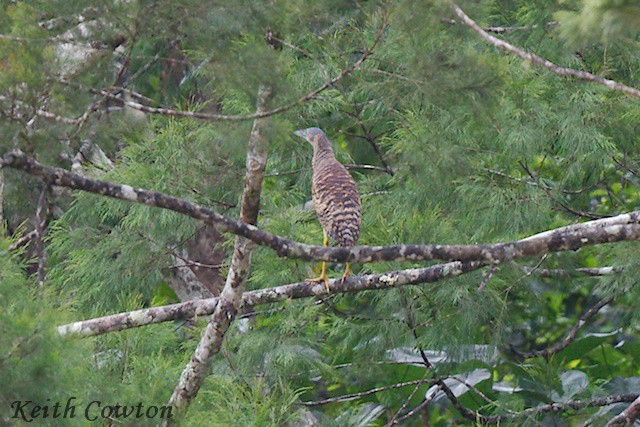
(312, 145, 335, 166)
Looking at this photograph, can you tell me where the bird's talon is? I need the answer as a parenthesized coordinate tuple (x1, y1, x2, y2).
(306, 274, 330, 293)
(340, 263, 351, 284)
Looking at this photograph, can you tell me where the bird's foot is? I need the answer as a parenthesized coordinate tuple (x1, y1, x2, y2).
(340, 271, 350, 285)
(340, 263, 352, 285)
(306, 273, 330, 293)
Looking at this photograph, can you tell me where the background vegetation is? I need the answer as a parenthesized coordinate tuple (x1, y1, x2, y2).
(1, 0, 639, 425)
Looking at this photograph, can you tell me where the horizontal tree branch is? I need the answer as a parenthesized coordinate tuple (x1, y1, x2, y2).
(531, 266, 622, 277)
(451, 3, 640, 100)
(0, 33, 76, 43)
(487, 393, 639, 424)
(0, 94, 88, 125)
(4, 151, 640, 266)
(57, 261, 483, 337)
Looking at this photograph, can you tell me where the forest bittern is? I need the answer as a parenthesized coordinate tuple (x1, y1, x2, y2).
(294, 127, 362, 291)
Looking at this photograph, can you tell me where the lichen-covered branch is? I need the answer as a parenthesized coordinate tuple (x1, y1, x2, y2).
(451, 3, 640, 100)
(489, 394, 639, 424)
(3, 150, 640, 265)
(166, 85, 272, 417)
(529, 266, 621, 277)
(607, 395, 640, 426)
(58, 261, 483, 337)
(164, 255, 214, 301)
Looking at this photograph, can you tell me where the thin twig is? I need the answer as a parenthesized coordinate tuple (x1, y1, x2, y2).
(511, 293, 618, 359)
(366, 68, 425, 85)
(339, 106, 394, 175)
(301, 378, 432, 406)
(386, 374, 431, 425)
(390, 389, 439, 425)
(483, 168, 613, 196)
(0, 33, 77, 43)
(8, 230, 37, 251)
(442, 18, 559, 34)
(56, 10, 390, 123)
(451, 3, 640, 100)
(264, 32, 330, 80)
(344, 164, 393, 173)
(517, 162, 610, 220)
(512, 253, 548, 285)
(0, 94, 92, 125)
(478, 263, 497, 292)
(528, 266, 621, 277)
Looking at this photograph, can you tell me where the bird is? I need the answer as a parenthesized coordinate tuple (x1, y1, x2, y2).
(294, 127, 361, 292)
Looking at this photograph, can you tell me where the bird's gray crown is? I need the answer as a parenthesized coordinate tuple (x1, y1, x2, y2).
(293, 127, 324, 139)
(294, 127, 333, 154)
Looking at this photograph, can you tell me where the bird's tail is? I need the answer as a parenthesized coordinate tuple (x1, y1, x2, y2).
(336, 227, 359, 247)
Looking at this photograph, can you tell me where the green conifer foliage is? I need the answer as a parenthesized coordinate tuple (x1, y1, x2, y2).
(1, 0, 640, 425)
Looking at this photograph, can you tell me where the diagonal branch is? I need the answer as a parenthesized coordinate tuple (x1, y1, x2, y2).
(386, 374, 432, 425)
(8, 229, 38, 252)
(301, 378, 434, 406)
(3, 150, 640, 265)
(607, 395, 640, 426)
(35, 181, 53, 297)
(451, 3, 640, 100)
(511, 293, 618, 359)
(57, 261, 484, 337)
(165, 85, 272, 417)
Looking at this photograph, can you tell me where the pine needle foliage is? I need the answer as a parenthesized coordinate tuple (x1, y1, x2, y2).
(2, 0, 640, 425)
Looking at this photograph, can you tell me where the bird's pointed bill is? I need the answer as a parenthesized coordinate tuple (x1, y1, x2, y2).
(293, 129, 307, 138)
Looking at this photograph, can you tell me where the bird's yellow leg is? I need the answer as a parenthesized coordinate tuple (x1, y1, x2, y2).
(341, 262, 351, 283)
(307, 230, 330, 292)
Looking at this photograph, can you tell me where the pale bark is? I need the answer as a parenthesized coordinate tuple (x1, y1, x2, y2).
(58, 261, 483, 337)
(530, 266, 621, 277)
(3, 150, 640, 265)
(35, 182, 51, 296)
(0, 169, 4, 226)
(164, 254, 214, 301)
(165, 85, 272, 417)
(71, 141, 114, 175)
(451, 3, 640, 100)
(607, 395, 640, 426)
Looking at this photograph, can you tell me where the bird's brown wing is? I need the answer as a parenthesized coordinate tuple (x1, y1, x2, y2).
(312, 160, 361, 247)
